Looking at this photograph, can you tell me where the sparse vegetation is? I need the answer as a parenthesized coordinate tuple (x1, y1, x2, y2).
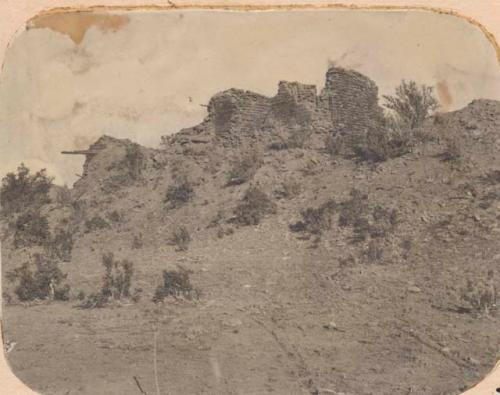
(233, 186, 276, 226)
(383, 80, 439, 129)
(55, 185, 72, 207)
(169, 226, 191, 251)
(338, 189, 369, 228)
(153, 268, 197, 302)
(482, 169, 500, 185)
(78, 253, 135, 309)
(326, 128, 413, 163)
(339, 190, 398, 243)
(440, 134, 463, 162)
(2, 292, 13, 305)
(289, 199, 337, 237)
(0, 163, 53, 214)
(226, 150, 261, 186)
(6, 254, 70, 302)
(106, 210, 125, 223)
(277, 178, 301, 199)
(101, 252, 134, 300)
(460, 274, 497, 316)
(364, 240, 384, 263)
(76, 290, 86, 301)
(165, 176, 194, 209)
(46, 227, 74, 262)
(85, 215, 110, 232)
(12, 210, 50, 248)
(132, 233, 143, 249)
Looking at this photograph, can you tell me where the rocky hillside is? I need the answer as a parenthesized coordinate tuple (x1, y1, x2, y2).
(2, 68, 500, 395)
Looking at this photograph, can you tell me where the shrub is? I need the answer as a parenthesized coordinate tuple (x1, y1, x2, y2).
(482, 169, 500, 185)
(131, 288, 143, 303)
(460, 275, 497, 316)
(55, 185, 72, 207)
(71, 199, 88, 225)
(153, 269, 196, 302)
(326, 128, 412, 163)
(299, 160, 318, 177)
(106, 210, 125, 223)
(338, 189, 398, 243)
(101, 252, 134, 300)
(233, 186, 276, 226)
(76, 290, 86, 301)
(6, 254, 70, 301)
(12, 210, 50, 248)
(364, 240, 384, 263)
(226, 150, 261, 186)
(324, 133, 344, 157)
(277, 178, 301, 199)
(85, 215, 110, 232)
(132, 233, 143, 249)
(216, 226, 234, 239)
(77, 292, 109, 309)
(440, 134, 462, 162)
(286, 127, 312, 149)
(165, 176, 194, 209)
(78, 254, 135, 309)
(370, 205, 398, 238)
(2, 292, 13, 305)
(170, 226, 191, 251)
(1, 163, 53, 214)
(382, 80, 438, 129)
(338, 189, 369, 228)
(290, 199, 337, 236)
(46, 227, 74, 262)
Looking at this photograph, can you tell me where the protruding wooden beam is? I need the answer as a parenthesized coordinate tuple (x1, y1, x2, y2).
(61, 150, 100, 155)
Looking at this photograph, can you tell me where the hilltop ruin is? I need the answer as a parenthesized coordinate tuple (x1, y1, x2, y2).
(168, 66, 384, 147)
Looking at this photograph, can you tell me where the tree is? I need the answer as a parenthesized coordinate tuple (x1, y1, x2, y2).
(383, 80, 439, 129)
(1, 163, 53, 214)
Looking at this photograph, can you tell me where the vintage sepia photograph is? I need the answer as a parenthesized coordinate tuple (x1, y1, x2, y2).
(1, 6, 500, 395)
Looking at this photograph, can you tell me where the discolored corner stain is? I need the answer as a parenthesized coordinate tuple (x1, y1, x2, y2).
(23, 4, 500, 64)
(436, 80, 453, 109)
(27, 12, 129, 45)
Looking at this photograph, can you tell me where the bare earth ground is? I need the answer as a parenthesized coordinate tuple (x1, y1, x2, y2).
(2, 99, 500, 395)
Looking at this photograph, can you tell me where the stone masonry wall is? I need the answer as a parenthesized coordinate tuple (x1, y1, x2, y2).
(204, 67, 384, 144)
(317, 67, 384, 133)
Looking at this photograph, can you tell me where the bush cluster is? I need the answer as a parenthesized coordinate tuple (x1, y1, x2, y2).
(170, 226, 191, 251)
(12, 210, 50, 248)
(165, 176, 194, 209)
(233, 186, 276, 226)
(85, 215, 110, 232)
(289, 199, 337, 236)
(1, 163, 53, 214)
(6, 254, 70, 301)
(153, 269, 196, 302)
(78, 253, 134, 309)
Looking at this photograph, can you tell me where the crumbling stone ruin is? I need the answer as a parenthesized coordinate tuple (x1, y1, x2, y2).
(317, 67, 384, 134)
(171, 67, 384, 148)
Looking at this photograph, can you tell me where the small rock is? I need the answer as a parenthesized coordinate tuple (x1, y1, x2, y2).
(323, 321, 338, 330)
(223, 318, 242, 328)
(408, 286, 422, 293)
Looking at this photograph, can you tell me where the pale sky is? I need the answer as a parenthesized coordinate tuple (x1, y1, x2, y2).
(0, 9, 499, 185)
